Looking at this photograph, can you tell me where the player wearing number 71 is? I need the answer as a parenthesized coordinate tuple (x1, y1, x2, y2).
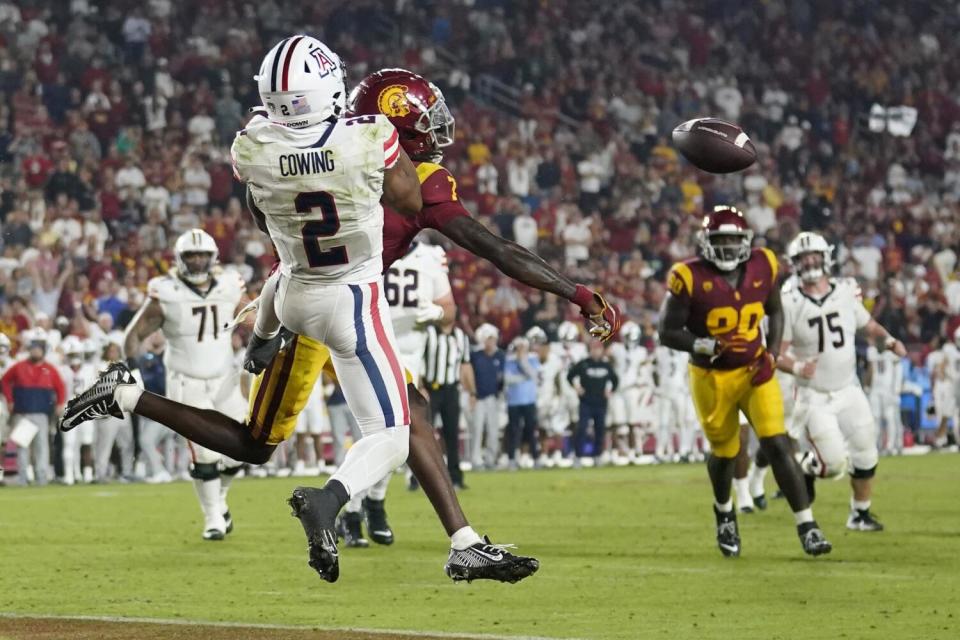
(776, 231, 906, 532)
(658, 206, 831, 558)
(123, 228, 252, 541)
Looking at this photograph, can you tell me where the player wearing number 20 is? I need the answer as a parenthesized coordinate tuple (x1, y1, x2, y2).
(777, 232, 906, 532)
(659, 206, 831, 558)
(124, 229, 250, 540)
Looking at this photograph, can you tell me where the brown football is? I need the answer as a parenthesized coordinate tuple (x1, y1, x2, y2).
(672, 117, 757, 174)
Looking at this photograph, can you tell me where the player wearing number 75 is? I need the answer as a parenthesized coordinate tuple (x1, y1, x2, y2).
(775, 231, 906, 533)
(658, 206, 832, 558)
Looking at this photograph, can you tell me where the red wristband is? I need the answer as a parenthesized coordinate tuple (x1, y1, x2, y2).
(570, 284, 596, 310)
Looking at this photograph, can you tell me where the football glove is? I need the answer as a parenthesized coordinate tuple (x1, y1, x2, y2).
(415, 302, 445, 324)
(749, 350, 776, 386)
(243, 327, 294, 375)
(572, 285, 622, 343)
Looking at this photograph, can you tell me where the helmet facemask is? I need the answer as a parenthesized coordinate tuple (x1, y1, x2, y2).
(411, 85, 455, 161)
(702, 230, 753, 271)
(794, 251, 828, 284)
(177, 251, 215, 286)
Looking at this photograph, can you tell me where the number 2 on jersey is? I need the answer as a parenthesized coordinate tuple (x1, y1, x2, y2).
(296, 191, 349, 267)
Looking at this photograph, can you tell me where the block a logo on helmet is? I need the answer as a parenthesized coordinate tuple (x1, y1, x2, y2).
(698, 205, 754, 272)
(348, 68, 455, 163)
(256, 35, 346, 129)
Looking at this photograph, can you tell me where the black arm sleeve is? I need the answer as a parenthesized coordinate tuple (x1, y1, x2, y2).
(657, 292, 698, 354)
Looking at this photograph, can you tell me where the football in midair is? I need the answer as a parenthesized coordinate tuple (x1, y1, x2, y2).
(672, 118, 757, 174)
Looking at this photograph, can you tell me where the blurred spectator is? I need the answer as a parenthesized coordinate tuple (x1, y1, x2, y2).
(469, 323, 504, 471)
(503, 336, 540, 469)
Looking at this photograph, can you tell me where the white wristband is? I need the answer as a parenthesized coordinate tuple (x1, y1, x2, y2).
(693, 338, 718, 356)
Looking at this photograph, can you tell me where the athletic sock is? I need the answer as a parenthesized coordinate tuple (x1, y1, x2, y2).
(328, 425, 409, 500)
(344, 490, 364, 514)
(220, 466, 241, 513)
(450, 526, 483, 550)
(792, 508, 814, 525)
(733, 478, 752, 508)
(852, 498, 871, 512)
(714, 499, 733, 513)
(747, 461, 769, 497)
(193, 478, 225, 529)
(367, 473, 391, 501)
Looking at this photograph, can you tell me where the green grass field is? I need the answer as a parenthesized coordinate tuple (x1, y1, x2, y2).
(1, 455, 958, 640)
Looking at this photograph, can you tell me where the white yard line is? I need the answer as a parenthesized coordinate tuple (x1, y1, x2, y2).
(0, 612, 584, 640)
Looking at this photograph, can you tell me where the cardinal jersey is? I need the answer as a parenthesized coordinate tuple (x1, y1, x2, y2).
(386, 242, 452, 377)
(148, 270, 245, 379)
(381, 162, 468, 269)
(231, 113, 400, 285)
(666, 248, 779, 370)
(781, 277, 870, 392)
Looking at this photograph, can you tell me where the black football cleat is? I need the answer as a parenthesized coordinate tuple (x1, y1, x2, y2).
(444, 536, 540, 583)
(363, 497, 394, 545)
(714, 506, 741, 558)
(846, 509, 884, 532)
(753, 494, 768, 510)
(288, 486, 341, 583)
(60, 362, 136, 432)
(223, 511, 234, 535)
(798, 521, 832, 556)
(202, 528, 225, 541)
(336, 511, 370, 548)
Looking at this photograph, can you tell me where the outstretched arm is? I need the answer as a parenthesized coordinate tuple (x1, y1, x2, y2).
(123, 298, 165, 365)
(440, 215, 621, 340)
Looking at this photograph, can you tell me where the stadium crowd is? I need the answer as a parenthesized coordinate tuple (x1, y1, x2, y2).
(1, 0, 959, 483)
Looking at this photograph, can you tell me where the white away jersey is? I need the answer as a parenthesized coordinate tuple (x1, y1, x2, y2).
(231, 113, 400, 285)
(782, 277, 871, 392)
(149, 270, 245, 379)
(654, 345, 689, 393)
(938, 343, 960, 384)
(386, 243, 451, 372)
(866, 345, 902, 396)
(610, 343, 654, 389)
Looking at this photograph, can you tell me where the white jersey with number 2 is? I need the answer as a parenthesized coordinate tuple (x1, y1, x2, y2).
(231, 113, 400, 285)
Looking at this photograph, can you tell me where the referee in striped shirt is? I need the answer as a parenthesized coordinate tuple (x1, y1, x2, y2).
(423, 323, 476, 489)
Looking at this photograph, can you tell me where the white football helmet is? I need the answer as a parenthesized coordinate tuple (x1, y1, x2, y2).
(621, 321, 641, 345)
(256, 35, 346, 129)
(0, 332, 10, 356)
(83, 338, 100, 363)
(557, 321, 579, 343)
(62, 336, 85, 367)
(174, 229, 219, 286)
(525, 326, 548, 346)
(787, 232, 834, 284)
(510, 336, 530, 352)
(475, 323, 499, 345)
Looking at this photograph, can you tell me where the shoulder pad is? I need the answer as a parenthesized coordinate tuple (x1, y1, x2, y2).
(147, 275, 177, 301)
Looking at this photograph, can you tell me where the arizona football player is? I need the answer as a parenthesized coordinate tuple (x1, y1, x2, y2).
(123, 229, 250, 540)
(778, 231, 906, 532)
(659, 206, 831, 557)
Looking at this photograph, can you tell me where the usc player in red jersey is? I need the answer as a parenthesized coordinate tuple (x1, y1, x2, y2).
(61, 68, 621, 584)
(658, 206, 832, 558)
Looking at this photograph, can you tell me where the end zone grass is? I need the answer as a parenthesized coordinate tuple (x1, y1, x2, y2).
(1, 455, 957, 639)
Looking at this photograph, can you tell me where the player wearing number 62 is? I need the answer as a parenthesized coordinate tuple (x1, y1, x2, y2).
(658, 206, 832, 558)
(776, 231, 906, 533)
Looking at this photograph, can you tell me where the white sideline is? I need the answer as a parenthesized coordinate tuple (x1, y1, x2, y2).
(0, 612, 582, 640)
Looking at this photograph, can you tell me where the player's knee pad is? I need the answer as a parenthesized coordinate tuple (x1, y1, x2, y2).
(849, 445, 879, 474)
(221, 464, 243, 477)
(190, 462, 220, 481)
(850, 464, 877, 479)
